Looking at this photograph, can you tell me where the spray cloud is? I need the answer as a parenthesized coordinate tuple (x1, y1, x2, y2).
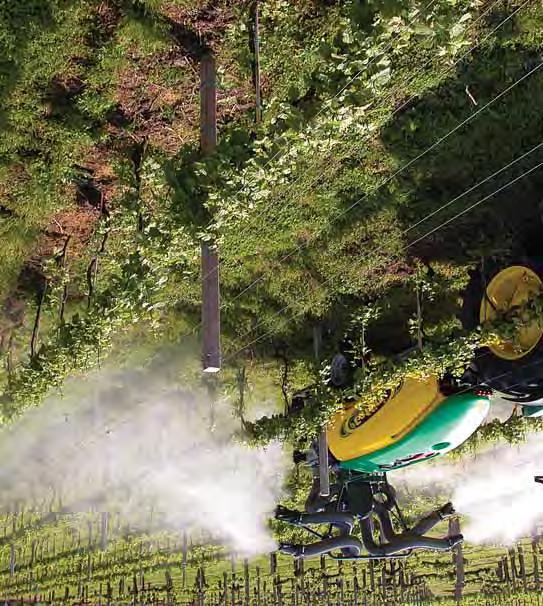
(0, 353, 287, 555)
(396, 433, 543, 544)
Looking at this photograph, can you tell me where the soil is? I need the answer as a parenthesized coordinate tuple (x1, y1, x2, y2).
(43, 75, 86, 117)
(78, 144, 119, 206)
(160, 0, 237, 54)
(0, 0, 254, 334)
(111, 0, 252, 154)
(113, 49, 200, 155)
(24, 202, 100, 283)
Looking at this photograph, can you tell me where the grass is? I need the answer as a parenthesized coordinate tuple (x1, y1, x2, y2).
(0, 505, 541, 605)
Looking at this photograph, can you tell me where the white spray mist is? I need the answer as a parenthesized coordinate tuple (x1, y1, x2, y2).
(395, 433, 543, 544)
(0, 355, 287, 556)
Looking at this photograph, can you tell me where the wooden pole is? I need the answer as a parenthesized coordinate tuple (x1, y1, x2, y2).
(318, 429, 330, 497)
(100, 511, 109, 551)
(449, 517, 464, 603)
(518, 543, 527, 591)
(416, 282, 423, 351)
(200, 53, 221, 373)
(223, 571, 229, 606)
(243, 559, 250, 606)
(30, 279, 48, 358)
(181, 530, 188, 588)
(201, 54, 217, 156)
(58, 235, 71, 324)
(10, 543, 15, 577)
(532, 533, 541, 591)
(250, 0, 262, 124)
(509, 547, 518, 590)
(313, 325, 330, 497)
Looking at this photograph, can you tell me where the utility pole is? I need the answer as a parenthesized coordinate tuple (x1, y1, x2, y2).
(200, 53, 221, 373)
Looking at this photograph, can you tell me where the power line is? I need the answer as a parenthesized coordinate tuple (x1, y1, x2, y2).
(199, 0, 440, 230)
(166, 0, 471, 345)
(406, 158, 543, 248)
(215, 0, 516, 264)
(219, 39, 541, 318)
(224, 140, 543, 359)
(403, 141, 543, 236)
(166, 0, 530, 356)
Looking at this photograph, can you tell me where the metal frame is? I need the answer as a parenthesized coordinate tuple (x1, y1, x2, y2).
(282, 471, 414, 561)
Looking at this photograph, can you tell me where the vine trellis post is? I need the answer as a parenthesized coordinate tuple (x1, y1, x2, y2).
(416, 281, 423, 351)
(249, 0, 262, 124)
(449, 516, 464, 603)
(314, 324, 330, 498)
(200, 53, 221, 374)
(30, 276, 48, 359)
